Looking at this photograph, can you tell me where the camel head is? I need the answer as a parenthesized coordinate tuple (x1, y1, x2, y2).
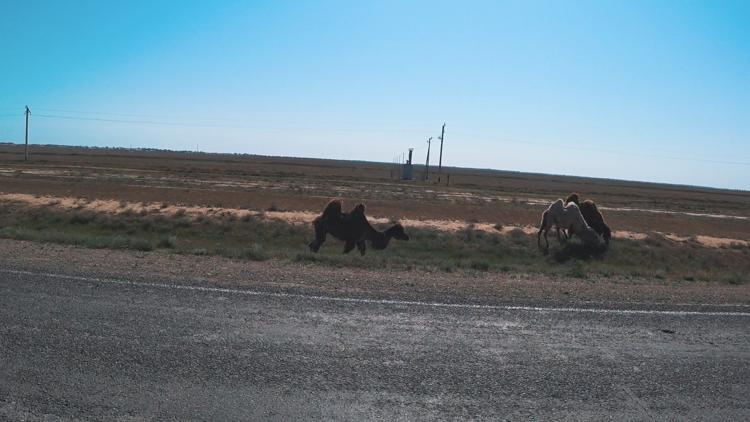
(565, 193, 580, 206)
(386, 224, 410, 241)
(577, 226, 602, 246)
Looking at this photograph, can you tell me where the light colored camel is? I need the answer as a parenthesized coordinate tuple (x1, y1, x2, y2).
(538, 199, 601, 252)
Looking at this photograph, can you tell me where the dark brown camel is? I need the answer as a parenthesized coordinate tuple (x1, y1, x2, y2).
(308, 200, 409, 255)
(565, 193, 612, 245)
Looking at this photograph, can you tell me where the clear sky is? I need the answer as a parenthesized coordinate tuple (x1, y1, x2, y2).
(1, 1, 748, 190)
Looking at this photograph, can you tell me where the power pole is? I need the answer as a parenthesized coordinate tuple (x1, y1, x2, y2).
(437, 122, 446, 181)
(24, 106, 31, 161)
(424, 137, 432, 180)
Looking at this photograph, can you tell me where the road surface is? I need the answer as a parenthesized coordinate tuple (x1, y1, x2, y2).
(1, 268, 748, 420)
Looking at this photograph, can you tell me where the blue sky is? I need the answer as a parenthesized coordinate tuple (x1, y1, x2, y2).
(1, 0, 748, 190)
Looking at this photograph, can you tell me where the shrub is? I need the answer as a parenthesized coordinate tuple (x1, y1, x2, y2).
(469, 260, 490, 271)
(241, 213, 255, 222)
(724, 274, 745, 285)
(566, 260, 587, 278)
(173, 217, 191, 229)
(242, 243, 268, 261)
(441, 263, 455, 273)
(158, 235, 177, 248)
(509, 228, 526, 239)
(129, 238, 154, 251)
(69, 212, 96, 225)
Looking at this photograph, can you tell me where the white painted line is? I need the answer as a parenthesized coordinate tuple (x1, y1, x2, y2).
(2, 268, 749, 317)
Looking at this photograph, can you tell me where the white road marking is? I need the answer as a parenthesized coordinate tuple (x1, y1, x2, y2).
(2, 268, 749, 317)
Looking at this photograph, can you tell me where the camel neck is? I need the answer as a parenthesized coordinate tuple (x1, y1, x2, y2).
(367, 225, 391, 249)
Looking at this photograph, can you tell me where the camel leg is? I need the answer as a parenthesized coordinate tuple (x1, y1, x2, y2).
(309, 232, 325, 252)
(308, 219, 326, 252)
(538, 211, 551, 252)
(356, 240, 366, 256)
(567, 224, 575, 241)
(343, 240, 356, 254)
(538, 227, 549, 252)
(537, 228, 543, 249)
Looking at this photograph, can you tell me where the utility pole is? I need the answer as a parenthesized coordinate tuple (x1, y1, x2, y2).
(437, 122, 446, 181)
(24, 106, 30, 161)
(424, 137, 432, 180)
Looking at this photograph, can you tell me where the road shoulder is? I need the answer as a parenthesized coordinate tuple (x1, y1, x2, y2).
(1, 238, 747, 309)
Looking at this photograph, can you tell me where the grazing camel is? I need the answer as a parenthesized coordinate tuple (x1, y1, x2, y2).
(538, 199, 601, 252)
(565, 193, 612, 245)
(308, 200, 409, 255)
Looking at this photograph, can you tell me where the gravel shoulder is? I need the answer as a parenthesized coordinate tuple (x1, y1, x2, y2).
(1, 238, 747, 308)
(1, 261, 748, 420)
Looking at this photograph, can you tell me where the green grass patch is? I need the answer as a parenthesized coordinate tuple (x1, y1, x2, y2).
(0, 202, 748, 282)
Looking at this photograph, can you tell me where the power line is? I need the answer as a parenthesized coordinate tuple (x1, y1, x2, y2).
(32, 112, 433, 135)
(30, 106, 435, 133)
(34, 113, 227, 128)
(32, 106, 208, 121)
(20, 106, 750, 167)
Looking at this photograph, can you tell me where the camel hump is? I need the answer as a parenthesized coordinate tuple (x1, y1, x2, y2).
(565, 201, 579, 209)
(565, 193, 580, 206)
(549, 199, 565, 212)
(321, 199, 343, 221)
(584, 199, 598, 212)
(351, 203, 366, 215)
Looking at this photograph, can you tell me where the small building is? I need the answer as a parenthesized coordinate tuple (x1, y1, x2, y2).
(402, 148, 414, 180)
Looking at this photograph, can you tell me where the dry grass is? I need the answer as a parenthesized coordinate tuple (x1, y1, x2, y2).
(0, 144, 748, 240)
(0, 202, 746, 284)
(0, 144, 747, 284)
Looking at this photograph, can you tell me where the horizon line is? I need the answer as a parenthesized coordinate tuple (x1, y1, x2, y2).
(0, 141, 746, 194)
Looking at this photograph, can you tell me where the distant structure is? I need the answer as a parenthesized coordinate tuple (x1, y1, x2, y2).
(437, 122, 445, 181)
(402, 148, 414, 180)
(424, 137, 432, 181)
(24, 105, 31, 161)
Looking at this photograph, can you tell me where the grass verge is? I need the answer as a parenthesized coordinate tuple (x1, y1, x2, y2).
(0, 202, 747, 283)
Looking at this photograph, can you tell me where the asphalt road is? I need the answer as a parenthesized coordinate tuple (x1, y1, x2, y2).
(1, 269, 748, 421)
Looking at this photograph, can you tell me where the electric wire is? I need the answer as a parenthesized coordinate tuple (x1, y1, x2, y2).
(7, 105, 747, 167)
